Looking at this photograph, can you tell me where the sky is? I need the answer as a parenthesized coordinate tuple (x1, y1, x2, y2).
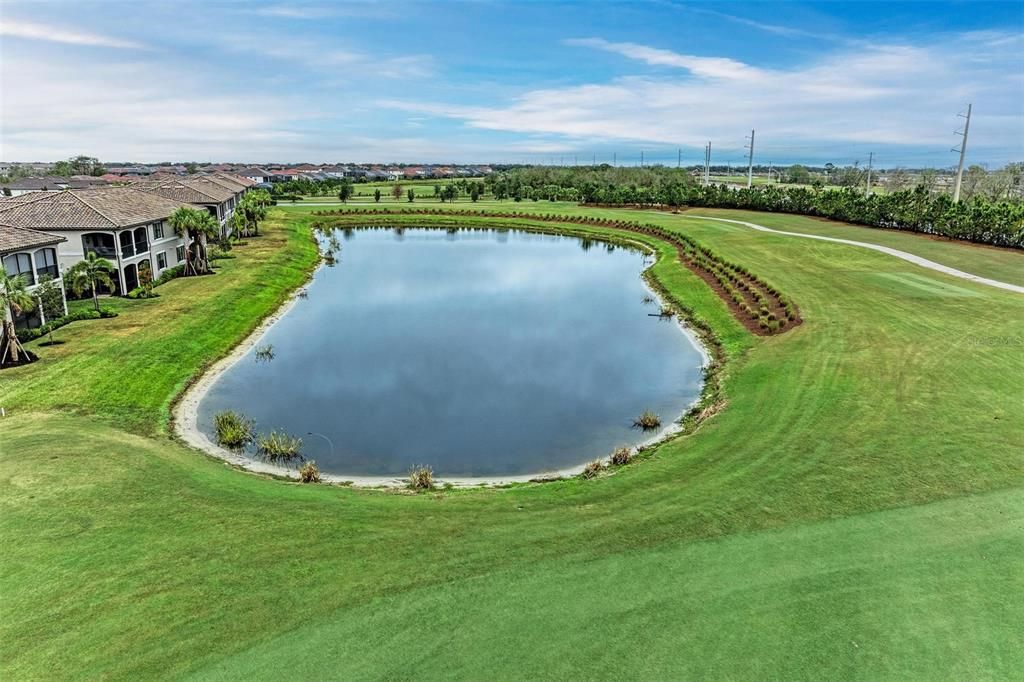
(1, 0, 1022, 167)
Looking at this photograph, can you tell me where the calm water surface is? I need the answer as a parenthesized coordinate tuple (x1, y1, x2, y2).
(198, 228, 704, 477)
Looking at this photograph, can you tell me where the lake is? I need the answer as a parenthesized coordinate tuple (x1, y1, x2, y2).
(197, 227, 705, 478)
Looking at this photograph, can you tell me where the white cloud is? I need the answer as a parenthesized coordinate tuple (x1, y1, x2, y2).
(219, 34, 434, 78)
(0, 19, 147, 49)
(251, 3, 395, 20)
(0, 53, 308, 161)
(564, 38, 764, 81)
(385, 33, 1024, 159)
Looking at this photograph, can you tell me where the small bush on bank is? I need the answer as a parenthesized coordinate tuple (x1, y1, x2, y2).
(407, 464, 435, 490)
(610, 447, 632, 466)
(257, 430, 303, 466)
(633, 410, 661, 430)
(298, 460, 322, 483)
(214, 411, 255, 450)
(582, 459, 604, 479)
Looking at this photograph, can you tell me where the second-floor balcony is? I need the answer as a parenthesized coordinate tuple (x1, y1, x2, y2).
(121, 240, 149, 258)
(85, 244, 118, 259)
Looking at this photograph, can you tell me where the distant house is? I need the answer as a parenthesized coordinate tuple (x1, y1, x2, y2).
(1, 224, 68, 330)
(237, 167, 272, 184)
(269, 169, 300, 182)
(1, 177, 71, 197)
(0, 188, 187, 296)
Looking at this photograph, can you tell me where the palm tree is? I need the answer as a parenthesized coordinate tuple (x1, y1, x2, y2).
(1, 271, 35, 365)
(66, 252, 116, 312)
(233, 191, 271, 238)
(169, 206, 219, 275)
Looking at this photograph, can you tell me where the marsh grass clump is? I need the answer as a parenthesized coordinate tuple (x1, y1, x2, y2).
(633, 410, 661, 430)
(641, 294, 655, 305)
(659, 306, 674, 318)
(213, 411, 255, 451)
(323, 250, 337, 266)
(256, 430, 303, 466)
(582, 459, 604, 479)
(407, 464, 435, 490)
(610, 446, 632, 466)
(255, 345, 275, 362)
(298, 460, 322, 483)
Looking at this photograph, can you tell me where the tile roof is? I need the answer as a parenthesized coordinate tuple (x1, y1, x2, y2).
(0, 188, 187, 231)
(0, 224, 66, 254)
(138, 176, 237, 204)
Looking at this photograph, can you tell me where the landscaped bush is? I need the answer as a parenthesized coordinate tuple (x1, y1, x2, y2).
(407, 464, 434, 490)
(127, 286, 160, 299)
(213, 411, 255, 451)
(298, 460, 322, 483)
(610, 446, 632, 466)
(16, 307, 118, 342)
(256, 430, 303, 466)
(633, 410, 662, 430)
(582, 459, 604, 479)
(154, 265, 184, 287)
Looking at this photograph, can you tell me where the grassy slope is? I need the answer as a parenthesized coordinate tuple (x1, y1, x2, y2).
(0, 213, 318, 435)
(1, 205, 1022, 679)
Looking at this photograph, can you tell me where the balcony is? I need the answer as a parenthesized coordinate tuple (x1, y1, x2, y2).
(134, 240, 149, 255)
(85, 245, 118, 259)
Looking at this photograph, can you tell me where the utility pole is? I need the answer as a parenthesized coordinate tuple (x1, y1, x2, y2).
(865, 151, 874, 195)
(677, 148, 682, 168)
(703, 142, 711, 186)
(745, 129, 755, 188)
(640, 150, 644, 167)
(593, 153, 596, 166)
(952, 103, 972, 203)
(768, 161, 773, 184)
(613, 152, 617, 167)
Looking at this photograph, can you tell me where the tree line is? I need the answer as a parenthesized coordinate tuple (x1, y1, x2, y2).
(484, 166, 1023, 248)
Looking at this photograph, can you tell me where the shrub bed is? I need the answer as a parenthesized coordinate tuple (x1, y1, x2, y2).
(17, 307, 118, 343)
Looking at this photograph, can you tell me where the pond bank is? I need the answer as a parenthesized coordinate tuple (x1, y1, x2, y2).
(175, 221, 714, 488)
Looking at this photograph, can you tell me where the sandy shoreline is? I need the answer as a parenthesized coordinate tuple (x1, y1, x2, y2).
(172, 233, 710, 488)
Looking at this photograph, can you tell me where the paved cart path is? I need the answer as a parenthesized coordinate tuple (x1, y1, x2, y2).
(689, 216, 1024, 295)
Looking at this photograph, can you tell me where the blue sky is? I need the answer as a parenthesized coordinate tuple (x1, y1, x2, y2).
(1, 0, 1022, 167)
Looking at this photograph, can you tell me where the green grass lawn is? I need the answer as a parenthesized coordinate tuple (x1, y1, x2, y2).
(1, 204, 1022, 679)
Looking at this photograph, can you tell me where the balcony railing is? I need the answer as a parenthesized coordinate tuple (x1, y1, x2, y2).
(85, 245, 117, 258)
(120, 242, 135, 257)
(134, 240, 149, 255)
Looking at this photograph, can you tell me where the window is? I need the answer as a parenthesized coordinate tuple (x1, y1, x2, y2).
(34, 248, 58, 280)
(176, 245, 185, 262)
(157, 252, 167, 269)
(152, 222, 164, 240)
(3, 252, 34, 285)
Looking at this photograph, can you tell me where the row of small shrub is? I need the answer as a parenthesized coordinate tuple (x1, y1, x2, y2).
(16, 306, 118, 343)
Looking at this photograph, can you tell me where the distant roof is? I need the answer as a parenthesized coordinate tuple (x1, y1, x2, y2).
(237, 167, 271, 176)
(0, 188, 187, 231)
(1, 177, 68, 191)
(136, 176, 236, 204)
(0, 224, 66, 254)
